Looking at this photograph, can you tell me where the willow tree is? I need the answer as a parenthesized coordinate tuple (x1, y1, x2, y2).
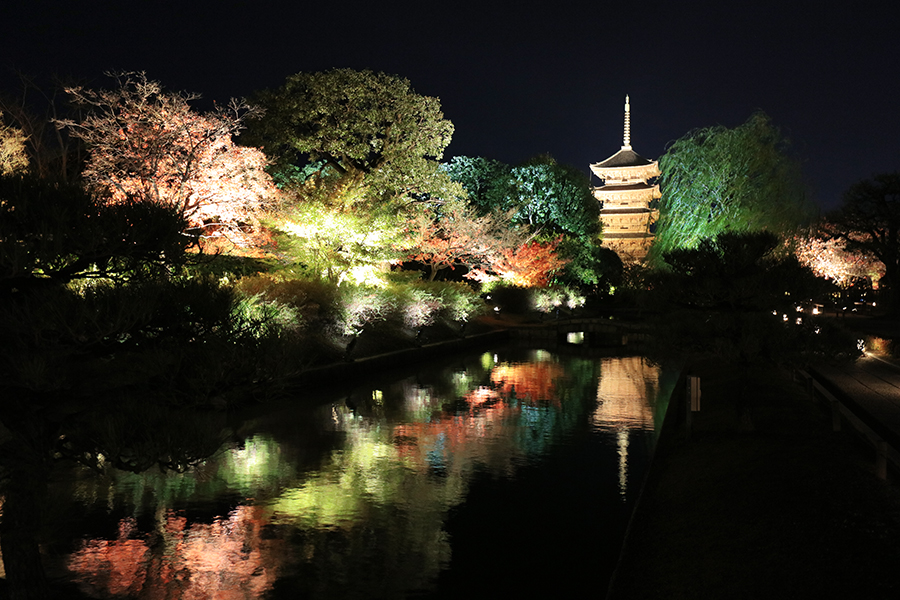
(653, 112, 813, 260)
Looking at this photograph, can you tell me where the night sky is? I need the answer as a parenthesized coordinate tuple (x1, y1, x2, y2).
(3, 0, 898, 211)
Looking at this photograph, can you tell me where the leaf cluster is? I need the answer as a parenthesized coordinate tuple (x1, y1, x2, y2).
(248, 69, 457, 205)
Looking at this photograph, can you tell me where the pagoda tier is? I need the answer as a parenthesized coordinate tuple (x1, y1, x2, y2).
(590, 96, 659, 262)
(590, 149, 661, 183)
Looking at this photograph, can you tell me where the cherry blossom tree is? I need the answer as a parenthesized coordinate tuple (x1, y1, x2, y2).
(793, 225, 884, 288)
(58, 73, 277, 251)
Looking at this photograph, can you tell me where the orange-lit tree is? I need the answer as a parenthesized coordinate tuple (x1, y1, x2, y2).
(827, 173, 900, 313)
(58, 72, 277, 251)
(405, 200, 521, 281)
(467, 237, 569, 288)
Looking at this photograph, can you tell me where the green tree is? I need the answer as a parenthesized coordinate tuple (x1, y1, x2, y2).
(507, 155, 600, 238)
(827, 172, 900, 313)
(653, 112, 813, 260)
(248, 69, 459, 207)
(443, 155, 511, 214)
(445, 154, 609, 292)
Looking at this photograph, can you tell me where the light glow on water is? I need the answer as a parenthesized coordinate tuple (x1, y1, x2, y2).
(58, 351, 674, 598)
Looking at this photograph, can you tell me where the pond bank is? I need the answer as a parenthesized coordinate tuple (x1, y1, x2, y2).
(606, 359, 900, 599)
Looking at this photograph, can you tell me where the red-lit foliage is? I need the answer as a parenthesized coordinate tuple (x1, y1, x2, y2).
(404, 201, 520, 281)
(490, 360, 565, 404)
(468, 237, 569, 287)
(68, 506, 283, 598)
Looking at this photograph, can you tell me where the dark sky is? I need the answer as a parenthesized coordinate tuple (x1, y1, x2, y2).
(3, 0, 898, 211)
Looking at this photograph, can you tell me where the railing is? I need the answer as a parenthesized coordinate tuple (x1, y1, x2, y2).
(796, 369, 900, 480)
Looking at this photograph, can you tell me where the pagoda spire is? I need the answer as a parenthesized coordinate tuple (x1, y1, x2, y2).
(622, 95, 632, 150)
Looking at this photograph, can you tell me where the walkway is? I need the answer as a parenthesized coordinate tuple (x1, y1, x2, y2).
(809, 354, 900, 474)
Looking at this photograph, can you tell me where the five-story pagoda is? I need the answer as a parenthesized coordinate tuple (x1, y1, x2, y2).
(590, 96, 660, 262)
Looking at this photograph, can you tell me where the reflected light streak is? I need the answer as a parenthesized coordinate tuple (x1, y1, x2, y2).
(592, 357, 658, 431)
(617, 430, 629, 500)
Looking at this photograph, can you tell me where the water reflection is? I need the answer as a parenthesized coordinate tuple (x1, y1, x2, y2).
(592, 356, 661, 499)
(53, 349, 673, 598)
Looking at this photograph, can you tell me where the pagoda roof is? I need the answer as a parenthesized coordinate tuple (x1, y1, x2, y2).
(592, 147, 654, 169)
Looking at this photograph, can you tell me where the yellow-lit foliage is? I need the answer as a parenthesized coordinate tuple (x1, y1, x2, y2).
(0, 112, 29, 175)
(273, 200, 405, 285)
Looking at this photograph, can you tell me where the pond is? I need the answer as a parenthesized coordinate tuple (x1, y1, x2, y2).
(25, 345, 676, 598)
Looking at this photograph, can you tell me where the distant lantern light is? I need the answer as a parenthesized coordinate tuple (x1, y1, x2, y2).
(567, 331, 585, 344)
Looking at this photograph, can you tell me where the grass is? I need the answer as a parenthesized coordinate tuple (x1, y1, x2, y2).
(608, 360, 900, 600)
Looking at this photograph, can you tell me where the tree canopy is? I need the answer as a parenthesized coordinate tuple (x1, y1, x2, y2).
(444, 154, 610, 292)
(444, 154, 599, 238)
(58, 72, 277, 251)
(248, 69, 458, 206)
(653, 112, 813, 260)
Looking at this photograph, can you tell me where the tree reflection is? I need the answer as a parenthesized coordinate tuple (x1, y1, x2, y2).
(69, 506, 283, 599)
(56, 351, 666, 599)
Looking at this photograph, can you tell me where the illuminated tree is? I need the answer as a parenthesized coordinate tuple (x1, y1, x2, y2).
(405, 199, 521, 281)
(507, 156, 600, 238)
(466, 237, 569, 288)
(443, 155, 511, 215)
(58, 72, 277, 250)
(653, 112, 813, 259)
(248, 69, 459, 207)
(271, 198, 407, 285)
(827, 172, 900, 313)
(793, 225, 884, 288)
(446, 154, 609, 291)
(0, 112, 29, 175)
